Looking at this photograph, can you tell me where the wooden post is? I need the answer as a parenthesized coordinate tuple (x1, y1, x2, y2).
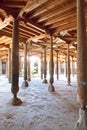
(67, 43, 71, 85)
(27, 50, 31, 81)
(74, 0, 87, 129)
(22, 43, 29, 87)
(48, 35, 55, 92)
(65, 55, 67, 77)
(0, 59, 2, 75)
(8, 47, 12, 83)
(72, 56, 74, 77)
(56, 50, 59, 80)
(43, 46, 47, 83)
(41, 53, 43, 79)
(19, 55, 22, 77)
(11, 17, 22, 105)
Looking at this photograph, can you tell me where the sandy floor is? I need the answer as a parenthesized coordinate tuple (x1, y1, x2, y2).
(0, 75, 79, 130)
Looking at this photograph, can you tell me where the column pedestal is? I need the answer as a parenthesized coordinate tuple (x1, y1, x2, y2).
(74, 108, 87, 130)
(22, 80, 28, 87)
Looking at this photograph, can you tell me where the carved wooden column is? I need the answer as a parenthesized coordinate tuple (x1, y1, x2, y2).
(72, 56, 74, 77)
(43, 46, 47, 83)
(0, 59, 2, 75)
(56, 50, 59, 80)
(8, 47, 12, 83)
(48, 35, 55, 91)
(27, 50, 31, 81)
(22, 43, 29, 87)
(19, 55, 22, 76)
(11, 17, 22, 105)
(6, 60, 8, 77)
(65, 55, 67, 77)
(41, 53, 43, 79)
(67, 43, 71, 85)
(74, 0, 87, 130)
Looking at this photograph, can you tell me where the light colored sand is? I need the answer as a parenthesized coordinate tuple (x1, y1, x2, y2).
(0, 75, 78, 130)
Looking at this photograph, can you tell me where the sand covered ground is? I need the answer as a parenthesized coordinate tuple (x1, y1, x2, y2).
(0, 75, 79, 130)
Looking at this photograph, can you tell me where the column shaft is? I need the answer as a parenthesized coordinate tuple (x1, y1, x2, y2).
(41, 53, 43, 79)
(11, 17, 22, 105)
(12, 18, 19, 95)
(43, 47, 47, 83)
(22, 43, 29, 87)
(77, 0, 87, 107)
(27, 51, 31, 81)
(72, 57, 74, 77)
(48, 35, 55, 91)
(67, 43, 71, 85)
(8, 47, 12, 83)
(75, 0, 87, 129)
(56, 51, 59, 80)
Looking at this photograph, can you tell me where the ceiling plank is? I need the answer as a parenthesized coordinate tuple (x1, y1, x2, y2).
(19, 0, 48, 17)
(37, 1, 76, 22)
(30, 0, 65, 18)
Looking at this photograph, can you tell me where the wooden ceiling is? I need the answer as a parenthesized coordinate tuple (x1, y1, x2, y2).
(0, 0, 87, 62)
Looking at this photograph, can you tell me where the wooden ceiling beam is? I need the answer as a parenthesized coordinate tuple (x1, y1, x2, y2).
(37, 1, 76, 22)
(19, 24, 40, 36)
(0, 15, 13, 30)
(30, 40, 45, 48)
(2, 1, 26, 8)
(0, 3, 19, 17)
(48, 17, 76, 34)
(50, 19, 76, 31)
(0, 30, 26, 42)
(27, 33, 47, 42)
(58, 34, 71, 43)
(24, 19, 51, 34)
(30, 0, 65, 18)
(19, 0, 48, 18)
(19, 28, 35, 37)
(44, 12, 76, 26)
(0, 37, 11, 44)
(20, 21, 43, 34)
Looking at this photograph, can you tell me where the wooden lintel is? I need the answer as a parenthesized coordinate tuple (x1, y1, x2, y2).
(19, 17, 51, 34)
(27, 33, 47, 42)
(28, 40, 45, 48)
(58, 34, 71, 43)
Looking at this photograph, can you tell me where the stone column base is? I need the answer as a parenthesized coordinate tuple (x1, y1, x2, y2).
(22, 80, 29, 87)
(43, 79, 48, 83)
(28, 77, 31, 81)
(74, 108, 87, 130)
(10, 97, 22, 106)
(48, 84, 55, 92)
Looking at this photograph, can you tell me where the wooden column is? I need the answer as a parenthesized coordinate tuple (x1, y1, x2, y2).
(74, 0, 87, 130)
(77, 0, 87, 108)
(41, 53, 43, 79)
(65, 55, 67, 77)
(11, 17, 22, 105)
(6, 60, 8, 77)
(8, 47, 12, 83)
(22, 43, 29, 87)
(43, 46, 47, 83)
(67, 43, 71, 85)
(72, 56, 74, 77)
(27, 50, 31, 81)
(0, 59, 2, 75)
(19, 55, 22, 76)
(48, 35, 55, 92)
(56, 50, 59, 80)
